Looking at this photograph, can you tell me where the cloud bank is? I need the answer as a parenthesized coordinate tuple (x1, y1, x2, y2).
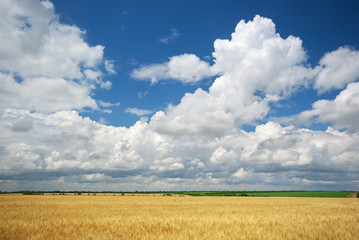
(1, 3, 358, 191)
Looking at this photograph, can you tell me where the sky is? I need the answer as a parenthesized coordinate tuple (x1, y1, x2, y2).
(0, 0, 359, 191)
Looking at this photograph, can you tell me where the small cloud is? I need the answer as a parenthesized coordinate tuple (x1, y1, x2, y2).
(105, 60, 116, 75)
(102, 109, 112, 114)
(98, 100, 120, 107)
(131, 53, 214, 84)
(137, 91, 148, 99)
(125, 107, 153, 116)
(122, 11, 128, 15)
(131, 63, 168, 84)
(159, 28, 179, 44)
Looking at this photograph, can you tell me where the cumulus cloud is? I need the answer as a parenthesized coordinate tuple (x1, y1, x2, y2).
(1, 8, 359, 191)
(232, 168, 251, 180)
(1, 110, 358, 190)
(210, 146, 238, 170)
(313, 47, 359, 92)
(149, 15, 312, 135)
(0, 0, 110, 113)
(246, 122, 359, 174)
(131, 54, 213, 84)
(0, 73, 98, 112)
(148, 16, 359, 136)
(281, 82, 359, 132)
(0, 0, 103, 79)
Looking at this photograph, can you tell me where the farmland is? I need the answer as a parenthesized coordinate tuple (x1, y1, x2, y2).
(0, 194, 358, 239)
(170, 191, 353, 197)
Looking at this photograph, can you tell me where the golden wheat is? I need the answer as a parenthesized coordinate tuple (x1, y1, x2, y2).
(0, 194, 358, 239)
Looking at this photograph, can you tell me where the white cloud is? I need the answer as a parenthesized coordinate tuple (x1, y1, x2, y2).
(232, 168, 251, 180)
(105, 60, 116, 75)
(131, 63, 168, 84)
(102, 109, 112, 114)
(167, 54, 214, 83)
(0, 73, 98, 112)
(313, 47, 359, 92)
(150, 89, 237, 135)
(0, 0, 110, 113)
(282, 82, 359, 132)
(131, 54, 213, 84)
(41, 0, 54, 9)
(84, 69, 102, 81)
(244, 122, 359, 173)
(0, 0, 104, 79)
(1, 8, 359, 192)
(125, 107, 153, 116)
(1, 109, 358, 190)
(98, 101, 121, 107)
(210, 147, 237, 169)
(159, 28, 179, 44)
(149, 15, 311, 135)
(150, 157, 184, 172)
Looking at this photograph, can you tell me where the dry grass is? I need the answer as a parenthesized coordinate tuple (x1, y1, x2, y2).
(0, 194, 358, 239)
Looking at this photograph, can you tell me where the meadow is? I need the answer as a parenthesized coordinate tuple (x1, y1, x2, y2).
(0, 194, 358, 239)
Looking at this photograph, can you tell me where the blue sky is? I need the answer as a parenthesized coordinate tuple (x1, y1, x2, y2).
(0, 0, 359, 191)
(53, 0, 359, 128)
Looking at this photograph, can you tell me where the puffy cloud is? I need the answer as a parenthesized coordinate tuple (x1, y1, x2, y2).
(41, 0, 54, 9)
(105, 60, 116, 75)
(313, 47, 359, 92)
(211, 15, 310, 96)
(149, 15, 311, 135)
(131, 54, 213, 84)
(1, 109, 358, 190)
(0, 0, 104, 79)
(282, 82, 359, 132)
(244, 122, 359, 175)
(150, 89, 236, 135)
(1, 9, 359, 192)
(146, 16, 359, 137)
(0, 73, 98, 112)
(0, 0, 110, 113)
(310, 83, 359, 131)
(210, 147, 237, 170)
(232, 168, 251, 180)
(150, 158, 184, 172)
(0, 110, 153, 176)
(166, 54, 213, 83)
(131, 63, 168, 84)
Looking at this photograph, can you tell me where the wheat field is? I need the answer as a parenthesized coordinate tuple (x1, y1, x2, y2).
(0, 194, 358, 239)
